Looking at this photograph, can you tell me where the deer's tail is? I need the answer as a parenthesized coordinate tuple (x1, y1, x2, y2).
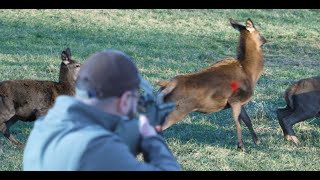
(156, 79, 177, 96)
(157, 80, 170, 88)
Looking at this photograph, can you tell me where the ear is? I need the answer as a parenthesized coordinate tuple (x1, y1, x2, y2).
(61, 48, 72, 62)
(118, 91, 131, 115)
(245, 18, 255, 32)
(230, 18, 245, 31)
(62, 60, 70, 65)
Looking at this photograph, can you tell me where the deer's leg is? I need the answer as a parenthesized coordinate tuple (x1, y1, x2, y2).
(239, 107, 260, 145)
(162, 105, 193, 130)
(283, 110, 317, 146)
(0, 118, 22, 146)
(276, 107, 292, 141)
(229, 102, 245, 152)
(0, 100, 22, 146)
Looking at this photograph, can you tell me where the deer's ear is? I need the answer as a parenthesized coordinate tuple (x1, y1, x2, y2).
(245, 18, 255, 32)
(230, 18, 245, 31)
(62, 60, 70, 65)
(61, 48, 71, 61)
(65, 48, 71, 58)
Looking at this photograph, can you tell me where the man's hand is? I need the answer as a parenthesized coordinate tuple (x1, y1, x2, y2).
(154, 116, 168, 133)
(138, 115, 157, 138)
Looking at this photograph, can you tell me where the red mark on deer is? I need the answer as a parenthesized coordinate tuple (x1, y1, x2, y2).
(230, 81, 239, 92)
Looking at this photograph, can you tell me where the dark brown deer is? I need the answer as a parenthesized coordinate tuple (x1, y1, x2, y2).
(276, 76, 320, 146)
(157, 18, 267, 151)
(0, 48, 81, 145)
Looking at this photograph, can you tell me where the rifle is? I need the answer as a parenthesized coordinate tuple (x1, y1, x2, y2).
(115, 75, 175, 155)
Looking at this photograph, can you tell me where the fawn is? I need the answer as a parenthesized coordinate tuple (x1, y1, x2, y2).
(0, 48, 81, 145)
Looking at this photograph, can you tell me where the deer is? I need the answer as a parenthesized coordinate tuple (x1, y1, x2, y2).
(157, 18, 267, 151)
(0, 48, 81, 146)
(276, 76, 320, 146)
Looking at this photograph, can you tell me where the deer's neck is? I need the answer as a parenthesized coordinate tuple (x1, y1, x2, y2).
(57, 70, 76, 95)
(237, 37, 264, 84)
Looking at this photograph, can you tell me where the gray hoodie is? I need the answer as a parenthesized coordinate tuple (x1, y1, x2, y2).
(23, 95, 181, 171)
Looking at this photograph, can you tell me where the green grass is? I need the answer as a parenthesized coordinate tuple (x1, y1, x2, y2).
(0, 9, 319, 171)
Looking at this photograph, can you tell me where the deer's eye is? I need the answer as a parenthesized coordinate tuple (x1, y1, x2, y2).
(76, 64, 80, 68)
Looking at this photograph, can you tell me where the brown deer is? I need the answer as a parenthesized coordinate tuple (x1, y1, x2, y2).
(157, 18, 267, 151)
(276, 76, 320, 146)
(0, 48, 81, 145)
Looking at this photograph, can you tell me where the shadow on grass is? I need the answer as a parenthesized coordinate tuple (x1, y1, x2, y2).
(162, 111, 266, 151)
(163, 110, 319, 152)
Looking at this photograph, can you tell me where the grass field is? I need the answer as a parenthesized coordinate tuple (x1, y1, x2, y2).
(0, 9, 319, 171)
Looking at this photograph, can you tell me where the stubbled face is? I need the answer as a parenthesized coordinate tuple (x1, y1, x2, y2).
(127, 90, 139, 119)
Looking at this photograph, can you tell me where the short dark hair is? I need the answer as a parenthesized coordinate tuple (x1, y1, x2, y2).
(76, 49, 140, 99)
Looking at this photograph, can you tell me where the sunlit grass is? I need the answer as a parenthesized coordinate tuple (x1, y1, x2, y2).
(0, 9, 319, 171)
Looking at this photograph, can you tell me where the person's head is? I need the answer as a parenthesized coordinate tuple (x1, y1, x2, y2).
(76, 49, 141, 119)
